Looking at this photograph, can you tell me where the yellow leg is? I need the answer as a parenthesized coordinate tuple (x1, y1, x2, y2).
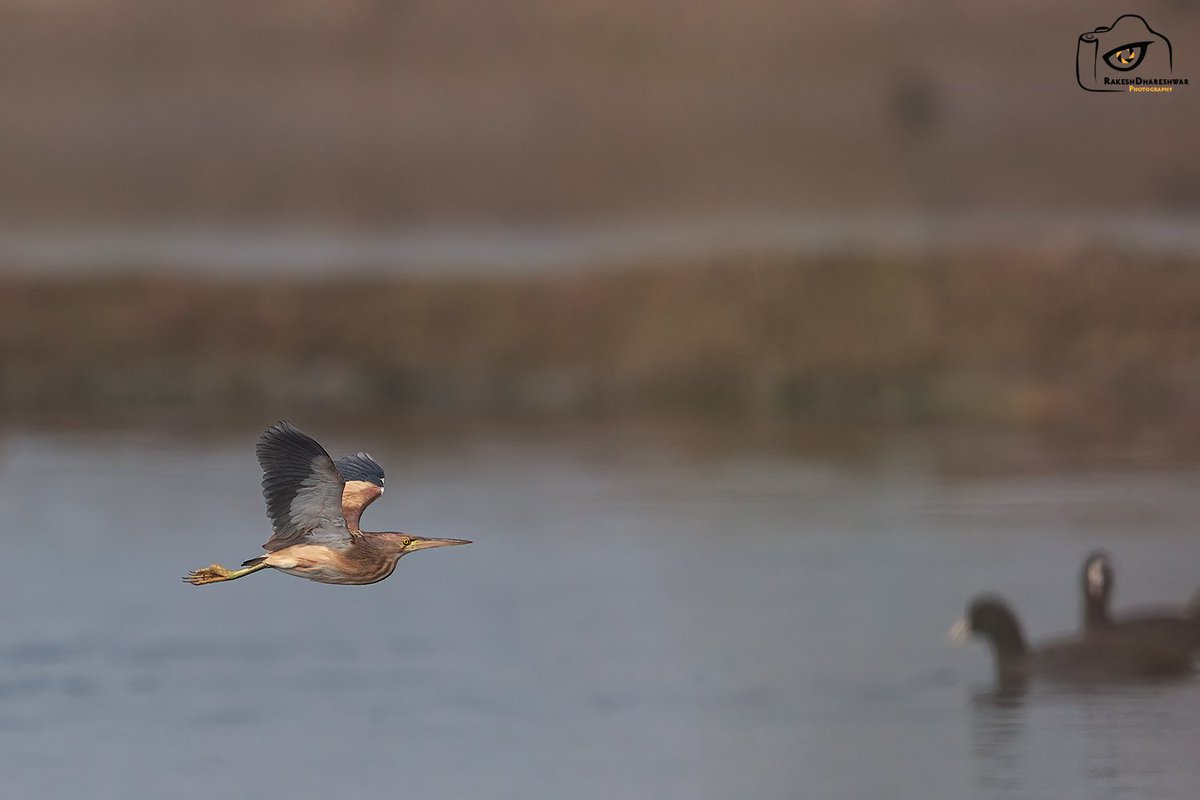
(183, 562, 268, 586)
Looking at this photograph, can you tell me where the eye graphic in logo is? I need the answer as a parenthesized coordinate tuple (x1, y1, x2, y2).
(1076, 14, 1172, 91)
(1102, 42, 1150, 71)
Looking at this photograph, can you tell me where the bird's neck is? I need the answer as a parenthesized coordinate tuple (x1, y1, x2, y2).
(986, 619, 1029, 665)
(1083, 596, 1110, 634)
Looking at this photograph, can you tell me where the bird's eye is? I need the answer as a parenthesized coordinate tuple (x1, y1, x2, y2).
(1102, 42, 1150, 72)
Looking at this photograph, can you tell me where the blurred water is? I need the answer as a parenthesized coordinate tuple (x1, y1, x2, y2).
(4, 213, 1200, 277)
(0, 425, 1199, 799)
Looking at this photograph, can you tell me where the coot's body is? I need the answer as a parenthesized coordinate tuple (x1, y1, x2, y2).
(1081, 551, 1200, 651)
(953, 595, 1193, 686)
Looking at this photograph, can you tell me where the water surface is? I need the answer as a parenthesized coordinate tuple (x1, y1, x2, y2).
(4, 212, 1200, 277)
(0, 425, 1198, 799)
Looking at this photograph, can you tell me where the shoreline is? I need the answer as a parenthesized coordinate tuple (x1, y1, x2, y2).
(4, 245, 1200, 445)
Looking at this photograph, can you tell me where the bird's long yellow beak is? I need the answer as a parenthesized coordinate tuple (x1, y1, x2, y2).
(406, 536, 472, 552)
(948, 618, 970, 646)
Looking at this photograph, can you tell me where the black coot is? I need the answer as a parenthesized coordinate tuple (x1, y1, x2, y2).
(952, 594, 1193, 686)
(1081, 551, 1200, 651)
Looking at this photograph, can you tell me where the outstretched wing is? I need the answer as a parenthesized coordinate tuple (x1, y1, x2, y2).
(256, 421, 351, 552)
(335, 452, 385, 532)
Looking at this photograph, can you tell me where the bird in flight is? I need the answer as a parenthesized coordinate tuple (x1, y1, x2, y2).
(185, 421, 470, 586)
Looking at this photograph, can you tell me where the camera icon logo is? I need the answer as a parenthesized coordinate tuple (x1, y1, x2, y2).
(1076, 14, 1174, 92)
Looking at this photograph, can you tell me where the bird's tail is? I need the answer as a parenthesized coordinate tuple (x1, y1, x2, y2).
(241, 556, 267, 568)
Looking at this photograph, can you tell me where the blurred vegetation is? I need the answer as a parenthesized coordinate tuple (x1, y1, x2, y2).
(2, 2, 1199, 226)
(4, 247, 1200, 441)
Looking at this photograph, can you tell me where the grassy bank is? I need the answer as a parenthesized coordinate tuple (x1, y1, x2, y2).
(4, 246, 1200, 439)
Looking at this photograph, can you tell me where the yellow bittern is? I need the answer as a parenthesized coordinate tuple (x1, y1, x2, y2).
(185, 421, 470, 586)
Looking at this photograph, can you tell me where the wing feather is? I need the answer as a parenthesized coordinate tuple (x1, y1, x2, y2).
(256, 421, 350, 552)
(335, 452, 385, 532)
(335, 452, 385, 486)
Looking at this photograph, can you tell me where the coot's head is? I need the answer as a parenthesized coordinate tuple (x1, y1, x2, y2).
(1082, 550, 1113, 604)
(1081, 550, 1114, 632)
(950, 594, 1029, 662)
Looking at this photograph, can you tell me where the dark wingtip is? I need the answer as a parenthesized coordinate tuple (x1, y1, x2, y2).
(258, 420, 301, 447)
(256, 421, 330, 463)
(335, 451, 385, 486)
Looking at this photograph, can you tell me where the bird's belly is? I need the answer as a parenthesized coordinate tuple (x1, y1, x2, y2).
(273, 563, 361, 584)
(264, 545, 354, 584)
(263, 544, 399, 585)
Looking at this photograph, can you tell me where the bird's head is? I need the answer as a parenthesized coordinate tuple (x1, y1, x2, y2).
(1082, 550, 1113, 603)
(391, 534, 473, 556)
(949, 595, 1028, 659)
